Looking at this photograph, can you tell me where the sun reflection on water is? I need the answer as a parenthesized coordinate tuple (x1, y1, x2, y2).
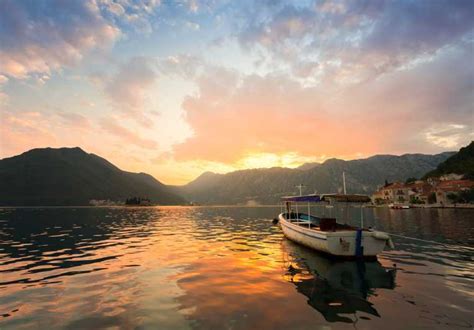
(0, 207, 472, 329)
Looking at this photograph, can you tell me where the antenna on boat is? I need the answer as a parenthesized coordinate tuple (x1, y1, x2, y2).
(296, 184, 305, 196)
(342, 172, 347, 195)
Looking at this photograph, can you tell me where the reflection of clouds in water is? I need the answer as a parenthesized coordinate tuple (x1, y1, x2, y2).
(0, 207, 472, 329)
(0, 208, 191, 329)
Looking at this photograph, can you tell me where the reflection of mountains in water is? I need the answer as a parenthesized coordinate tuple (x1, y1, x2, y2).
(282, 240, 396, 323)
(0, 208, 158, 287)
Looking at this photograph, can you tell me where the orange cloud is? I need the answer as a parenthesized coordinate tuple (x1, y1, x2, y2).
(100, 118, 158, 150)
(172, 42, 473, 167)
(173, 73, 379, 163)
(0, 112, 58, 156)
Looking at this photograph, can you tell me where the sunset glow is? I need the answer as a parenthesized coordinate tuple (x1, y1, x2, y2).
(1, 0, 473, 184)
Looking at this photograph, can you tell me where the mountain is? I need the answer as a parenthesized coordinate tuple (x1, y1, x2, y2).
(176, 152, 454, 205)
(423, 141, 474, 179)
(0, 147, 185, 206)
(1, 146, 460, 206)
(297, 162, 321, 171)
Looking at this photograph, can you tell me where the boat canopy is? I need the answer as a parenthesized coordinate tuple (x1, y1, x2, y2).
(281, 194, 371, 203)
(281, 194, 321, 202)
(321, 194, 371, 203)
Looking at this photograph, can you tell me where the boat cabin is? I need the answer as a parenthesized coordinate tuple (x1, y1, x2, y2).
(280, 194, 372, 232)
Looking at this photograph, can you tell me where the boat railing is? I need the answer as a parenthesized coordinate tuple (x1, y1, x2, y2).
(280, 193, 372, 229)
(283, 212, 319, 221)
(283, 212, 322, 229)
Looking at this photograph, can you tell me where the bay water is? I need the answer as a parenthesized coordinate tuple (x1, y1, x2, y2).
(0, 206, 473, 329)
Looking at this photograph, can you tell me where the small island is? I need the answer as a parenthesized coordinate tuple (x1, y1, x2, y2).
(125, 197, 152, 206)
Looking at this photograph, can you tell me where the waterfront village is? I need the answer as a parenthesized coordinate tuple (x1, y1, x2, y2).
(371, 174, 474, 207)
(89, 174, 474, 208)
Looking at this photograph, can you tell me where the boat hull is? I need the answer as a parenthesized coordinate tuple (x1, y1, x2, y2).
(389, 203, 410, 209)
(279, 214, 390, 258)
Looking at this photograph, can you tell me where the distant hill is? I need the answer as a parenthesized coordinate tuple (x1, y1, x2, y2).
(0, 147, 185, 206)
(176, 152, 454, 205)
(1, 146, 459, 206)
(297, 162, 321, 171)
(423, 141, 474, 179)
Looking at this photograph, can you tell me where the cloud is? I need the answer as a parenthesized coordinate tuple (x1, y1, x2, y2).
(173, 70, 377, 163)
(158, 54, 202, 78)
(100, 0, 161, 34)
(57, 112, 92, 129)
(0, 92, 8, 105)
(236, 1, 474, 84)
(362, 1, 474, 55)
(104, 1, 126, 16)
(172, 42, 473, 162)
(0, 110, 95, 157)
(187, 0, 199, 13)
(0, 0, 121, 79)
(105, 57, 158, 113)
(424, 124, 473, 149)
(93, 55, 194, 149)
(100, 117, 158, 149)
(1, 0, 472, 184)
(0, 75, 8, 105)
(185, 21, 201, 31)
(0, 112, 57, 156)
(0, 75, 8, 85)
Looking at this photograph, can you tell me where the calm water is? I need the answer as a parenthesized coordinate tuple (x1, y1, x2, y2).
(0, 206, 473, 329)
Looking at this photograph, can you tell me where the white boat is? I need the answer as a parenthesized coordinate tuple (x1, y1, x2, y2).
(389, 203, 410, 209)
(278, 194, 394, 259)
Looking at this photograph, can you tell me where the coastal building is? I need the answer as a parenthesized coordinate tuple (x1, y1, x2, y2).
(439, 174, 464, 181)
(371, 190, 385, 204)
(379, 182, 411, 203)
(406, 181, 435, 204)
(434, 180, 474, 205)
(371, 179, 474, 205)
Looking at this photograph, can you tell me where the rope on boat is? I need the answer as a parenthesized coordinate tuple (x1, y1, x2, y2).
(387, 232, 473, 250)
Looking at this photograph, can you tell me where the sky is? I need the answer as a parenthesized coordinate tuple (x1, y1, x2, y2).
(0, 0, 473, 184)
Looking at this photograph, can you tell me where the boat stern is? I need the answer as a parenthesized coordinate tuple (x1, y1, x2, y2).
(326, 230, 392, 258)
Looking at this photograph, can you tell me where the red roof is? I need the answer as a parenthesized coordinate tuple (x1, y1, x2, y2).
(383, 182, 407, 189)
(407, 182, 426, 188)
(436, 180, 474, 191)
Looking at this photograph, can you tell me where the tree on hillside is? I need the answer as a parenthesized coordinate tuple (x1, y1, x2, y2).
(423, 141, 474, 179)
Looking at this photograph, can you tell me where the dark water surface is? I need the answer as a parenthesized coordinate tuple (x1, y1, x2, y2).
(0, 206, 473, 329)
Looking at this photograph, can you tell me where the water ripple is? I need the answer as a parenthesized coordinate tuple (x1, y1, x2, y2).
(0, 207, 472, 329)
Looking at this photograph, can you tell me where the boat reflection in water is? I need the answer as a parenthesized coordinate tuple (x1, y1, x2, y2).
(281, 239, 396, 323)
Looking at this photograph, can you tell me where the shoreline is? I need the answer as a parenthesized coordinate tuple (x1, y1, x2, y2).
(1, 204, 474, 209)
(407, 203, 474, 209)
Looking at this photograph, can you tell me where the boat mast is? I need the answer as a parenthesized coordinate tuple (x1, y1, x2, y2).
(296, 184, 305, 196)
(342, 172, 347, 195)
(294, 184, 304, 223)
